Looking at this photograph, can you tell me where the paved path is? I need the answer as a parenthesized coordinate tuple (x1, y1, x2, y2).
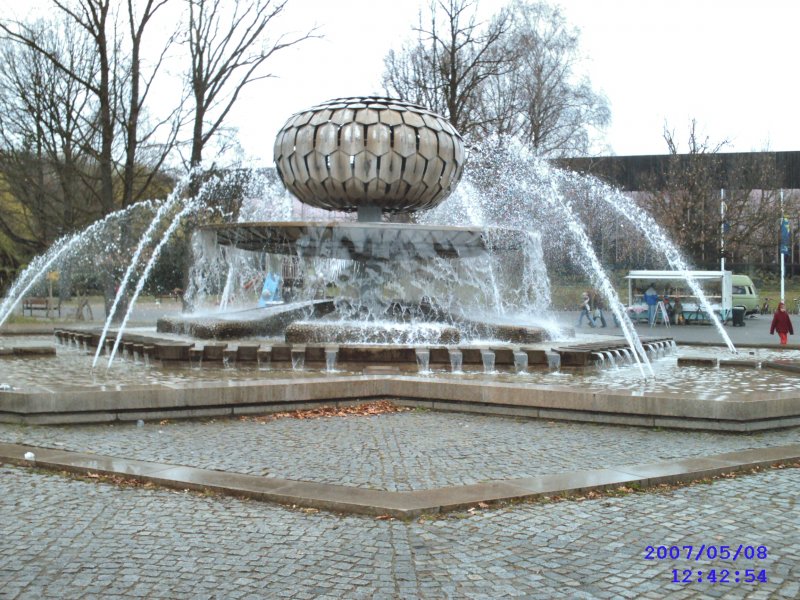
(564, 311, 795, 348)
(1, 412, 799, 598)
(1, 414, 798, 491)
(1, 463, 797, 599)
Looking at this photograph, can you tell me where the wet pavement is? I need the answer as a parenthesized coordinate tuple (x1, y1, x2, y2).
(1, 462, 797, 599)
(1, 413, 798, 491)
(1, 410, 799, 598)
(1, 305, 799, 598)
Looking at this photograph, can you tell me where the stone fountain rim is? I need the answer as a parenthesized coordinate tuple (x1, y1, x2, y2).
(201, 221, 519, 234)
(202, 221, 528, 259)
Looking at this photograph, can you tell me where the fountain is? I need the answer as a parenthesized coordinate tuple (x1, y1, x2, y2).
(158, 96, 548, 348)
(1, 96, 799, 431)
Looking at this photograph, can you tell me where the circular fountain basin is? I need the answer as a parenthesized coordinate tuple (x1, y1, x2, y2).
(2, 335, 800, 395)
(3, 334, 800, 430)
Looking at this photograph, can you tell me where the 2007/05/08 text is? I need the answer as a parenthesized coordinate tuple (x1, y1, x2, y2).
(644, 544, 768, 562)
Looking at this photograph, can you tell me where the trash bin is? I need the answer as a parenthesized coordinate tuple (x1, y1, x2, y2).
(732, 306, 746, 327)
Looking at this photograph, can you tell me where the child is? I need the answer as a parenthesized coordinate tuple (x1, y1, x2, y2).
(769, 301, 794, 345)
(258, 273, 281, 307)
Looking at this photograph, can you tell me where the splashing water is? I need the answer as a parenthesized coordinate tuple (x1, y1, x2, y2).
(460, 140, 737, 362)
(422, 143, 652, 375)
(0, 237, 72, 328)
(92, 176, 197, 369)
(576, 175, 736, 353)
(1, 134, 738, 384)
(0, 201, 159, 329)
(105, 180, 217, 368)
(530, 161, 652, 377)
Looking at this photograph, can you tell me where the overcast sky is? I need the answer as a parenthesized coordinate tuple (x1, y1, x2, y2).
(229, 0, 800, 167)
(10, 0, 800, 166)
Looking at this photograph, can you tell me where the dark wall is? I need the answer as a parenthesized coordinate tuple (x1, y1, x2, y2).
(558, 151, 800, 191)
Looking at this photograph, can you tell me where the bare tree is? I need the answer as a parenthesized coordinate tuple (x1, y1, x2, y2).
(0, 0, 180, 215)
(1, 0, 119, 215)
(185, 0, 318, 170)
(641, 120, 791, 267)
(383, 0, 606, 154)
(481, 0, 609, 156)
(117, 0, 182, 208)
(640, 121, 728, 264)
(0, 1, 184, 319)
(0, 18, 99, 254)
(0, 230, 22, 294)
(717, 156, 787, 266)
(383, 0, 511, 138)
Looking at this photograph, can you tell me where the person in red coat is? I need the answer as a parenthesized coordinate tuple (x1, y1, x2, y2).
(770, 301, 794, 345)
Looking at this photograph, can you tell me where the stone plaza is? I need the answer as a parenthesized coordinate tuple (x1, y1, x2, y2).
(1, 399, 798, 599)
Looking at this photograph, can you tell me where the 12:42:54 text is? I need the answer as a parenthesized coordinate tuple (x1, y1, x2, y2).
(673, 569, 767, 584)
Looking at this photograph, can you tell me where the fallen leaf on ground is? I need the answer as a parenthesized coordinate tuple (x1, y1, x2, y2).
(240, 401, 410, 423)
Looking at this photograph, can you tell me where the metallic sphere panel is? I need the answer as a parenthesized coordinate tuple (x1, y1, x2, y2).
(274, 96, 465, 213)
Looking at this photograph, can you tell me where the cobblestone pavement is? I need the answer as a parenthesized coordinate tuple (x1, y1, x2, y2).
(0, 414, 798, 491)
(0, 463, 797, 599)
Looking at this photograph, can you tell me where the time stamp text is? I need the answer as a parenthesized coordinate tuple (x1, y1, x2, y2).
(644, 545, 769, 585)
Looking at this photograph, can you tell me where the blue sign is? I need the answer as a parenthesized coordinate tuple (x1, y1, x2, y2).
(780, 217, 791, 255)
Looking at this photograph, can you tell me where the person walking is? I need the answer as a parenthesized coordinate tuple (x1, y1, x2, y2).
(590, 289, 607, 327)
(770, 300, 794, 345)
(576, 291, 595, 327)
(643, 283, 659, 326)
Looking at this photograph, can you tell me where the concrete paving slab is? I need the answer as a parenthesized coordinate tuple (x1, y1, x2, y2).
(613, 457, 744, 485)
(712, 443, 800, 465)
(397, 480, 548, 513)
(0, 443, 177, 479)
(610, 445, 800, 486)
(150, 466, 406, 516)
(510, 469, 643, 494)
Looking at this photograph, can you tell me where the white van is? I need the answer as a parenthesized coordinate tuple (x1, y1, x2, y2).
(732, 275, 759, 314)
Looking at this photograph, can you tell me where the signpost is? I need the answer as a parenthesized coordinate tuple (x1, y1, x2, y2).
(780, 190, 789, 303)
(720, 189, 726, 273)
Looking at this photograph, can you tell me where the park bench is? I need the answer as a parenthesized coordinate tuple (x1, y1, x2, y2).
(155, 288, 183, 303)
(22, 296, 61, 317)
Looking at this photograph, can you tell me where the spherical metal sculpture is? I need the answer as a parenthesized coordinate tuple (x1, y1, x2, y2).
(274, 96, 465, 214)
